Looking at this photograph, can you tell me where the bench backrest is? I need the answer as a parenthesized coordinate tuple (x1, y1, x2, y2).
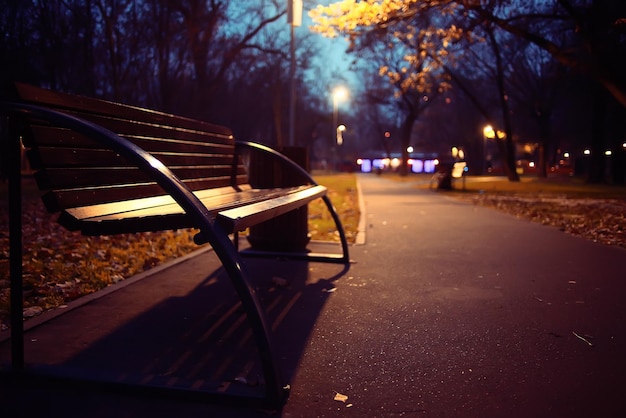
(6, 83, 246, 212)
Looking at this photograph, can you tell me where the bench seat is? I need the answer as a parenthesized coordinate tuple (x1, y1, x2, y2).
(58, 184, 327, 236)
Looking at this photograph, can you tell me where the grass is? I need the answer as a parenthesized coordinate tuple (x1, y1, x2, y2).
(387, 170, 626, 198)
(308, 173, 360, 243)
(448, 176, 626, 199)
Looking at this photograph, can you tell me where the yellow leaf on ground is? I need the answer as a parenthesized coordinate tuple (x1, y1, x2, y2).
(334, 392, 348, 403)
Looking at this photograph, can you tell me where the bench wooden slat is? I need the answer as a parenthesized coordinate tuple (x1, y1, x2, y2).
(28, 125, 236, 153)
(28, 147, 238, 169)
(14, 82, 233, 140)
(35, 166, 244, 190)
(217, 185, 328, 232)
(83, 114, 234, 144)
(40, 176, 249, 211)
(28, 115, 234, 146)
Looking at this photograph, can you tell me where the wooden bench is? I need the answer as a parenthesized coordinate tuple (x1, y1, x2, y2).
(430, 161, 467, 190)
(1, 82, 350, 407)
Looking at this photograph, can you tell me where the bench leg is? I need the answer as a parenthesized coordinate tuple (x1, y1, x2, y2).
(321, 194, 350, 263)
(7, 118, 25, 371)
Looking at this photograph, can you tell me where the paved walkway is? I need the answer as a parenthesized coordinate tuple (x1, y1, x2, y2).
(2, 173, 626, 417)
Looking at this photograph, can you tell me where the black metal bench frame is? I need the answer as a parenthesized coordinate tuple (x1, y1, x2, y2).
(0, 83, 350, 408)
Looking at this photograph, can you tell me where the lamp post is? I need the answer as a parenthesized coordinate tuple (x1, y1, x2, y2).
(332, 86, 348, 171)
(483, 125, 493, 175)
(483, 124, 503, 174)
(336, 124, 346, 145)
(287, 0, 302, 147)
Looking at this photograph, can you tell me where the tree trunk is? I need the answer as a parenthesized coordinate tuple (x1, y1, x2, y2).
(608, 100, 626, 184)
(494, 135, 518, 181)
(399, 115, 415, 177)
(588, 86, 607, 183)
(537, 113, 551, 178)
(488, 28, 519, 182)
(537, 142, 548, 178)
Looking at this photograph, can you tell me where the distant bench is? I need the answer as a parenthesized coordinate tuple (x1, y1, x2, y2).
(1, 82, 350, 407)
(430, 161, 467, 190)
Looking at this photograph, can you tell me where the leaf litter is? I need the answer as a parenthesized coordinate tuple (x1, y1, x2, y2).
(462, 194, 626, 249)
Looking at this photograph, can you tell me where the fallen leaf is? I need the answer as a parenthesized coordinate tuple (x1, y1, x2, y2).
(334, 392, 348, 403)
(23, 306, 43, 318)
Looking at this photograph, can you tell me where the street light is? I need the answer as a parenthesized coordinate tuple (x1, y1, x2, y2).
(483, 124, 505, 140)
(336, 124, 346, 145)
(452, 146, 464, 160)
(287, 0, 302, 147)
(483, 125, 496, 140)
(332, 86, 348, 136)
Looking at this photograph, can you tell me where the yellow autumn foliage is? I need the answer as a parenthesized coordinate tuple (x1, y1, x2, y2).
(309, 0, 468, 95)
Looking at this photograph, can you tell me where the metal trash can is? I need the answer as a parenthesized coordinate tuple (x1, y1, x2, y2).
(246, 146, 310, 252)
(436, 163, 453, 190)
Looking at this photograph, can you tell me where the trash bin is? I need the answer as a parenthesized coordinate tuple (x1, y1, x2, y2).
(436, 163, 453, 190)
(246, 146, 310, 252)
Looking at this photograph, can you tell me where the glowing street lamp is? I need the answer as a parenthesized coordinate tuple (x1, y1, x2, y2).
(452, 146, 464, 160)
(332, 86, 348, 144)
(332, 86, 348, 123)
(483, 125, 496, 139)
(483, 124, 505, 140)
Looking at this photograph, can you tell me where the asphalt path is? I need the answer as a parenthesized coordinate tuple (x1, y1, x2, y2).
(282, 173, 626, 417)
